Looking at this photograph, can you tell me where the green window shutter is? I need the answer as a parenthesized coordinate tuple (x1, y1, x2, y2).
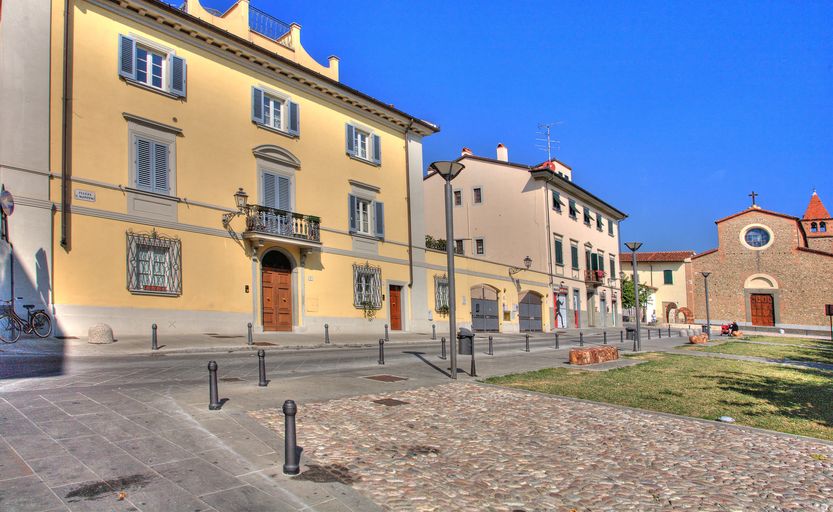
(287, 100, 300, 136)
(571, 245, 579, 269)
(555, 239, 563, 265)
(598, 255, 604, 272)
(664, 270, 673, 285)
(118, 35, 136, 79)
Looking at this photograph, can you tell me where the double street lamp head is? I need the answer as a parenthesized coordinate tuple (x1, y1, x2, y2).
(624, 241, 643, 252)
(429, 161, 465, 182)
(700, 271, 712, 279)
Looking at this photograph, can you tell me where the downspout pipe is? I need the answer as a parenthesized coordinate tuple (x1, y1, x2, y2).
(403, 118, 415, 287)
(60, 0, 74, 249)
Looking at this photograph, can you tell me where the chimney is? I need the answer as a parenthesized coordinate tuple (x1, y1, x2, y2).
(461, 147, 473, 157)
(496, 143, 508, 162)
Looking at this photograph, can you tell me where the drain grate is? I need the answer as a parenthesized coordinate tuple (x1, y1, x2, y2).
(253, 341, 276, 346)
(55, 336, 79, 340)
(219, 377, 243, 382)
(210, 335, 244, 339)
(372, 398, 409, 407)
(363, 374, 408, 383)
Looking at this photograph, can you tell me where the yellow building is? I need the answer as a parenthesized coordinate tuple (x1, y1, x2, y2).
(16, 0, 439, 336)
(619, 251, 695, 324)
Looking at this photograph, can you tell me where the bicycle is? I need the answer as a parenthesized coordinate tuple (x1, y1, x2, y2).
(0, 299, 52, 343)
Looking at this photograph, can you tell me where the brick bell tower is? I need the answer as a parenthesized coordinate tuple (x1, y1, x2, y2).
(801, 190, 833, 253)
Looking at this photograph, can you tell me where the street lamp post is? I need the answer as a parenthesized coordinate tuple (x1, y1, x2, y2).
(429, 161, 465, 380)
(624, 242, 643, 351)
(700, 272, 712, 339)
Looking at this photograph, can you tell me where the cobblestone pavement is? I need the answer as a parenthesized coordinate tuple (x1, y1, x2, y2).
(251, 383, 833, 511)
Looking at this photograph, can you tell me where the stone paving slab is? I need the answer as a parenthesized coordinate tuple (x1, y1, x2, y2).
(250, 382, 833, 511)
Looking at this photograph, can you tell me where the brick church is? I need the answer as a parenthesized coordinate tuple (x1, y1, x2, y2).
(691, 191, 833, 332)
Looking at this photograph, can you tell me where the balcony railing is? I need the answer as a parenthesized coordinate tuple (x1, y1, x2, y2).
(244, 205, 320, 244)
(249, 6, 293, 48)
(585, 269, 606, 286)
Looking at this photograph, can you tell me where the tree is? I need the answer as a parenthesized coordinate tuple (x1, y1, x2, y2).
(620, 274, 651, 309)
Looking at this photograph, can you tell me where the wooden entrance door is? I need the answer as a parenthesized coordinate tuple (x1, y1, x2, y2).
(750, 294, 775, 326)
(263, 269, 292, 331)
(389, 285, 402, 331)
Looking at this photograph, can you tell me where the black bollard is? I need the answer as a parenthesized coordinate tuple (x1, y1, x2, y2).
(378, 338, 385, 365)
(282, 400, 300, 475)
(648, 329, 651, 340)
(555, 332, 560, 350)
(658, 327, 662, 339)
(668, 325, 671, 337)
(620, 330, 624, 343)
(384, 324, 389, 342)
(324, 323, 330, 344)
(432, 324, 436, 340)
(470, 337, 477, 377)
(247, 322, 253, 346)
(208, 361, 221, 410)
(579, 331, 584, 347)
(525, 333, 530, 352)
(151, 323, 158, 351)
(257, 349, 267, 387)
(604, 331, 608, 344)
(488, 335, 494, 356)
(440, 337, 447, 360)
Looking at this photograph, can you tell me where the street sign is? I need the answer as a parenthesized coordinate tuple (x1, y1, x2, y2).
(0, 189, 13, 217)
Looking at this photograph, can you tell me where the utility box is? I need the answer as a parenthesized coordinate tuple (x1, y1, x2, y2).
(625, 327, 636, 340)
(458, 327, 474, 355)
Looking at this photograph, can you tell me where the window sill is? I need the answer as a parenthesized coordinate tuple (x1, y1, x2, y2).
(347, 153, 381, 167)
(125, 187, 180, 202)
(254, 122, 298, 139)
(129, 289, 181, 297)
(350, 231, 383, 242)
(121, 77, 183, 100)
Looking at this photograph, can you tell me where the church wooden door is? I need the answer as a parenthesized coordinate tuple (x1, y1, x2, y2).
(750, 294, 774, 326)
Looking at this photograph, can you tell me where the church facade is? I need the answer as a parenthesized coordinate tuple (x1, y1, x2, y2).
(690, 192, 833, 332)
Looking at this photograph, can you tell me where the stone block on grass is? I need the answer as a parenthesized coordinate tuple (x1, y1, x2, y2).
(569, 346, 619, 365)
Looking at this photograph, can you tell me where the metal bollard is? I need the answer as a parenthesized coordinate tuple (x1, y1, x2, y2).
(525, 333, 530, 352)
(384, 324, 389, 342)
(555, 332, 560, 350)
(604, 331, 608, 344)
(440, 337, 447, 360)
(488, 335, 494, 356)
(648, 329, 651, 340)
(658, 327, 662, 339)
(579, 331, 584, 347)
(620, 330, 624, 343)
(282, 400, 300, 475)
(432, 324, 436, 340)
(668, 325, 671, 337)
(257, 349, 267, 387)
(324, 323, 330, 344)
(151, 323, 158, 351)
(208, 361, 221, 410)
(378, 338, 385, 365)
(470, 337, 477, 377)
(247, 322, 253, 346)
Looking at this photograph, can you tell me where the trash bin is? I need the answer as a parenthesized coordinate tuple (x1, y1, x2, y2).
(457, 328, 473, 355)
(701, 325, 709, 334)
(625, 327, 636, 340)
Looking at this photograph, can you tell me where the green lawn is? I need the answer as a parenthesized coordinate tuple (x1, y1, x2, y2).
(687, 340, 833, 365)
(486, 352, 833, 440)
(742, 335, 833, 347)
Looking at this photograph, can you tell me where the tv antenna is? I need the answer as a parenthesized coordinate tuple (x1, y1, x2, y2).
(536, 122, 562, 162)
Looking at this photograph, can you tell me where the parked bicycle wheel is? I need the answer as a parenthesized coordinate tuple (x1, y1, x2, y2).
(31, 311, 52, 338)
(0, 313, 21, 343)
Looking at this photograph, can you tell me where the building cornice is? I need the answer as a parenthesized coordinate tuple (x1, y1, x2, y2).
(94, 0, 438, 136)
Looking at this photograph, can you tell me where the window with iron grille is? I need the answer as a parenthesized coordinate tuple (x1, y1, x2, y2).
(434, 275, 449, 311)
(353, 262, 382, 309)
(126, 230, 182, 295)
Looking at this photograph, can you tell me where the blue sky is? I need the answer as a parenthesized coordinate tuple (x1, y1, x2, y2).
(199, 0, 833, 253)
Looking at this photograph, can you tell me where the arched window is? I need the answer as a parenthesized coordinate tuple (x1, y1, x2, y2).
(810, 222, 818, 233)
(821, 222, 828, 233)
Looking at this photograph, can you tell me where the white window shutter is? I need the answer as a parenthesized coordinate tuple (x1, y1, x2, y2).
(169, 55, 186, 97)
(372, 134, 381, 164)
(118, 35, 136, 79)
(252, 87, 264, 124)
(287, 101, 300, 136)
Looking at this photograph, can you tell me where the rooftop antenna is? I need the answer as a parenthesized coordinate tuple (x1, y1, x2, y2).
(535, 122, 562, 162)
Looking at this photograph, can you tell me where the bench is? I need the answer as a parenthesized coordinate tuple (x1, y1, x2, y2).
(569, 345, 619, 365)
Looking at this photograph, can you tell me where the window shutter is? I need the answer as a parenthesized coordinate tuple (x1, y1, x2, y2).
(152, 142, 169, 193)
(374, 201, 385, 238)
(345, 124, 355, 156)
(287, 101, 300, 136)
(348, 194, 357, 233)
(135, 138, 153, 189)
(118, 35, 136, 79)
(591, 253, 599, 271)
(169, 55, 186, 97)
(372, 134, 381, 164)
(263, 172, 277, 208)
(599, 255, 605, 272)
(555, 239, 563, 264)
(277, 176, 290, 211)
(252, 87, 264, 125)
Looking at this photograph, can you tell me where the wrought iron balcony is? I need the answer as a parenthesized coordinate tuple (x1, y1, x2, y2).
(244, 205, 320, 244)
(249, 6, 293, 49)
(584, 269, 605, 287)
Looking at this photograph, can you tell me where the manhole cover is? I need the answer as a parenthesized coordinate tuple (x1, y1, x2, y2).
(363, 374, 408, 382)
(372, 398, 409, 407)
(219, 377, 243, 382)
(253, 342, 276, 346)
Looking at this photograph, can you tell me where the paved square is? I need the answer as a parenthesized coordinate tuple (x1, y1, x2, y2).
(251, 383, 833, 511)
